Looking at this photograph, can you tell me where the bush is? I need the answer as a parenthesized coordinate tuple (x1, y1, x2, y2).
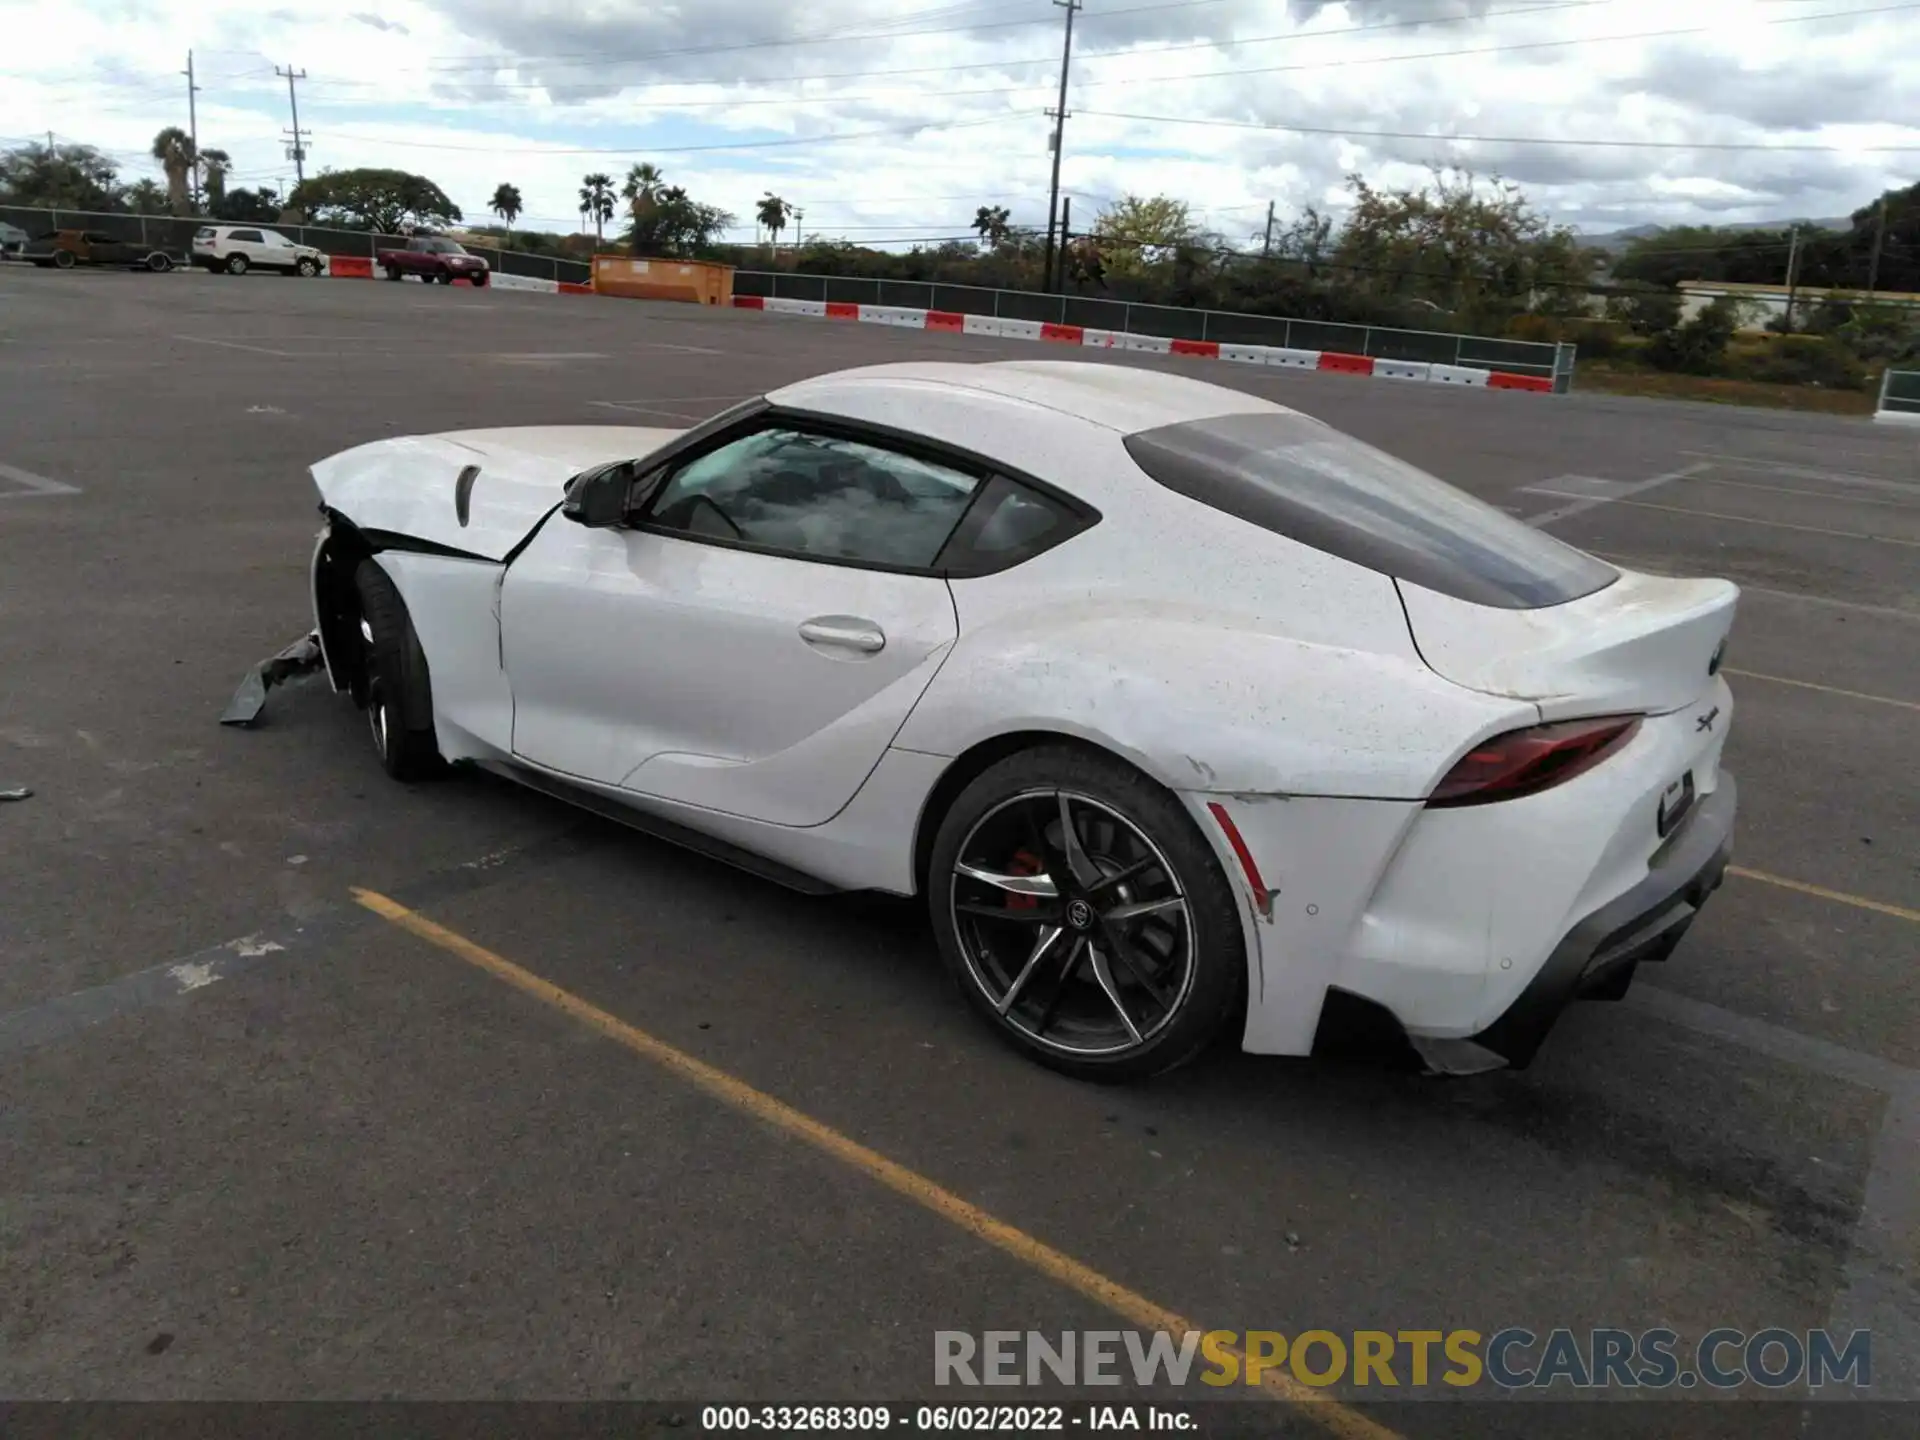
(1644, 299, 1739, 374)
(1505, 313, 1562, 343)
(1563, 319, 1625, 359)
(1735, 334, 1869, 389)
(1606, 285, 1683, 336)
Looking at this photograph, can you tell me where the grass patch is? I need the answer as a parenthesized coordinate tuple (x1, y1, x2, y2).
(1574, 362, 1877, 415)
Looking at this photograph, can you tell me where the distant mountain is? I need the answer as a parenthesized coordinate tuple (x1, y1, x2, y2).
(1575, 217, 1852, 252)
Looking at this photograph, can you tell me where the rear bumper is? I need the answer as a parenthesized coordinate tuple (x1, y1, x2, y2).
(1468, 771, 1736, 1067)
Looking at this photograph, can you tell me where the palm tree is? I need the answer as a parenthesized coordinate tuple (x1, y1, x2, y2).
(580, 172, 615, 244)
(198, 148, 230, 213)
(755, 192, 791, 250)
(972, 204, 1012, 250)
(490, 183, 523, 242)
(622, 162, 664, 213)
(150, 127, 196, 216)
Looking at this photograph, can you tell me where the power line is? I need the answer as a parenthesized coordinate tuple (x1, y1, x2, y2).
(290, 0, 1606, 84)
(1075, 109, 1920, 152)
(320, 113, 1023, 155)
(261, 1, 1920, 123)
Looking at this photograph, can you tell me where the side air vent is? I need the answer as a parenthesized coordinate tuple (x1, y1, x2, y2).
(454, 465, 481, 527)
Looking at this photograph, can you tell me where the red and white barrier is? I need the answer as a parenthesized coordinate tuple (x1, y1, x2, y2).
(729, 295, 1559, 394)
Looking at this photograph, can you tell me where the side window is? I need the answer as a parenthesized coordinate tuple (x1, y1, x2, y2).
(260, 230, 289, 247)
(645, 427, 981, 569)
(229, 229, 263, 244)
(935, 475, 1091, 576)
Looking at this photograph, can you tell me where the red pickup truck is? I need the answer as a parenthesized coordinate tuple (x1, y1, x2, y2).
(377, 236, 490, 285)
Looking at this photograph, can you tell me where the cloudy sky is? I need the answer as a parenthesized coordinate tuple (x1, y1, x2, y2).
(2, 0, 1915, 243)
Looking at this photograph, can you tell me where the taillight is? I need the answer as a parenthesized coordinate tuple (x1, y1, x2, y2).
(1428, 716, 1641, 808)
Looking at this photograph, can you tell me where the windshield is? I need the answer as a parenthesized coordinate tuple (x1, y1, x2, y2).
(1124, 410, 1618, 609)
(420, 238, 466, 254)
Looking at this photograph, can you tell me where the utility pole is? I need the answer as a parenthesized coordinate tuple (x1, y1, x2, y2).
(1866, 196, 1888, 295)
(276, 65, 310, 188)
(1782, 222, 1802, 331)
(182, 52, 202, 210)
(1054, 195, 1072, 291)
(794, 207, 804, 250)
(1040, 0, 1081, 295)
(1262, 200, 1276, 258)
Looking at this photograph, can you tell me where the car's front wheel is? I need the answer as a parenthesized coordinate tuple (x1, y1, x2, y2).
(225, 253, 248, 275)
(296, 256, 319, 277)
(352, 559, 444, 782)
(927, 746, 1246, 1082)
(53, 250, 75, 269)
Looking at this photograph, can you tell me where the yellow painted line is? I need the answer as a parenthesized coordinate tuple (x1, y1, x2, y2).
(1728, 868, 1920, 924)
(1599, 499, 1920, 548)
(351, 887, 1403, 1440)
(1723, 668, 1920, 712)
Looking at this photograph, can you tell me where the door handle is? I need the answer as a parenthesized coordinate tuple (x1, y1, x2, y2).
(798, 616, 886, 654)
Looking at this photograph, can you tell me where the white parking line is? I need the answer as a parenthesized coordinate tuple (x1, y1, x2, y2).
(1521, 461, 1712, 527)
(0, 461, 81, 499)
(173, 334, 301, 357)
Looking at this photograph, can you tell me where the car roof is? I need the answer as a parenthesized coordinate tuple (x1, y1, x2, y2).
(767, 359, 1294, 435)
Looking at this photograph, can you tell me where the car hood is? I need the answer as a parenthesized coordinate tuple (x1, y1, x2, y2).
(311, 424, 685, 561)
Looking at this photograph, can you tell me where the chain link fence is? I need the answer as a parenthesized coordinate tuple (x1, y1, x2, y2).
(733, 270, 1575, 389)
(0, 206, 592, 284)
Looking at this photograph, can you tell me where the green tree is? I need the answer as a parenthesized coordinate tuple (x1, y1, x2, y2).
(0, 140, 125, 210)
(622, 162, 663, 208)
(216, 186, 281, 223)
(580, 172, 615, 243)
(626, 184, 733, 258)
(150, 126, 196, 215)
(972, 204, 1012, 249)
(286, 168, 461, 231)
(1606, 280, 1684, 336)
(123, 178, 169, 215)
(197, 148, 231, 212)
(1329, 167, 1595, 324)
(1092, 194, 1199, 274)
(489, 182, 523, 237)
(756, 192, 791, 248)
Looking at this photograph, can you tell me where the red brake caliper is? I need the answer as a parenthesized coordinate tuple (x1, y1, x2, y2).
(1006, 849, 1043, 912)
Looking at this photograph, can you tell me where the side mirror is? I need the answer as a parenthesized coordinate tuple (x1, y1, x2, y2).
(562, 461, 638, 528)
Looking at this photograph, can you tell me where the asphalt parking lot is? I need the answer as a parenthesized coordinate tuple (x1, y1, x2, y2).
(1, 265, 1915, 1437)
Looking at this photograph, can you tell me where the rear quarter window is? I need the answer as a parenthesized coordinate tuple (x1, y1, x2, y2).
(1123, 411, 1617, 609)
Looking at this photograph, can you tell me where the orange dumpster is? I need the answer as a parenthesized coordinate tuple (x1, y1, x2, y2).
(590, 255, 735, 305)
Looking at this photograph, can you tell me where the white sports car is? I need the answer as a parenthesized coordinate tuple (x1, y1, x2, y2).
(293, 359, 1737, 1080)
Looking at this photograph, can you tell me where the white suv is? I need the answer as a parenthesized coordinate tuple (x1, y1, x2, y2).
(192, 225, 327, 277)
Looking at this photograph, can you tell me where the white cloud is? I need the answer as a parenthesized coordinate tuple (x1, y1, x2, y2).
(1, 0, 1914, 239)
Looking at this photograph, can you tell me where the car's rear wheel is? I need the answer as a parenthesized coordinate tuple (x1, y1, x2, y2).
(383, 265, 401, 281)
(53, 250, 75, 269)
(927, 746, 1246, 1082)
(145, 252, 172, 272)
(225, 253, 248, 275)
(296, 256, 319, 277)
(352, 559, 444, 782)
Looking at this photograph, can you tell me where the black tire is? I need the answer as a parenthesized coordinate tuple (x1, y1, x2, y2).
(352, 559, 444, 782)
(225, 253, 248, 276)
(927, 745, 1246, 1082)
(296, 256, 319, 277)
(54, 249, 75, 269)
(146, 252, 172, 272)
(470, 272, 488, 287)
(383, 265, 402, 281)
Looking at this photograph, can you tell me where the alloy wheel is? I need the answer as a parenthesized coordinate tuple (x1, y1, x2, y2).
(950, 788, 1195, 1058)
